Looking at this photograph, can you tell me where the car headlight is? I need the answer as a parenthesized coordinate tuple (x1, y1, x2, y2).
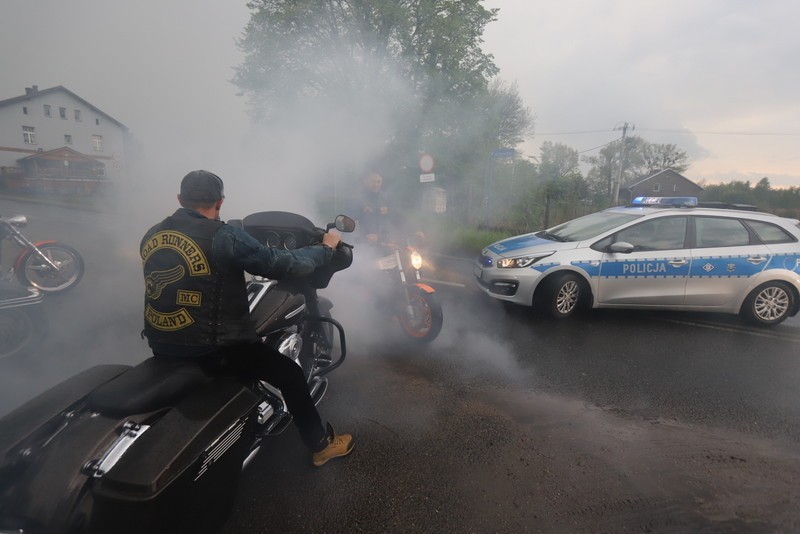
(496, 252, 554, 269)
(410, 250, 423, 270)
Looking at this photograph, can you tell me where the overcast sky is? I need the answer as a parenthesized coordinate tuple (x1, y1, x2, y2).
(1, 0, 798, 202)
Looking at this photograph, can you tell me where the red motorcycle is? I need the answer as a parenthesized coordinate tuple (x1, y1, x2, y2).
(0, 214, 84, 293)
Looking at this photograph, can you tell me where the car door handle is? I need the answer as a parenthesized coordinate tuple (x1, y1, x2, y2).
(746, 256, 768, 264)
(667, 259, 688, 267)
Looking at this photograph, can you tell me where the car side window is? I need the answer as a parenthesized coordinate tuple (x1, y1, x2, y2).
(694, 217, 750, 248)
(746, 220, 796, 244)
(614, 217, 687, 251)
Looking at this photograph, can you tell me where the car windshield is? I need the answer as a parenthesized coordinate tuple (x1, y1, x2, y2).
(540, 211, 642, 242)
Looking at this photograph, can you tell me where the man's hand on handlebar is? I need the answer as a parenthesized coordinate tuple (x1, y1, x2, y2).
(322, 232, 341, 250)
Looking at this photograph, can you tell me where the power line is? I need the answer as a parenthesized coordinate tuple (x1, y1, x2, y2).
(637, 128, 800, 136)
(577, 139, 616, 154)
(535, 127, 800, 137)
(535, 129, 613, 136)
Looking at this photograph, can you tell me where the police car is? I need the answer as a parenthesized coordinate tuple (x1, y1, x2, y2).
(474, 197, 800, 326)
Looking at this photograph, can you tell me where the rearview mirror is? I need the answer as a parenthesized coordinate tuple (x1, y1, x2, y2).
(7, 215, 27, 228)
(334, 215, 356, 233)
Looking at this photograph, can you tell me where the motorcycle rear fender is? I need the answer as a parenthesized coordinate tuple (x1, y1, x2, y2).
(12, 240, 58, 271)
(0, 364, 131, 466)
(90, 380, 259, 534)
(414, 282, 436, 294)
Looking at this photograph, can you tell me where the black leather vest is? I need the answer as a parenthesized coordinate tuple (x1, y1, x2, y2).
(141, 209, 257, 349)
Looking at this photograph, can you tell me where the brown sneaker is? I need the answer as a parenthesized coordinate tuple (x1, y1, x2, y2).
(312, 423, 354, 467)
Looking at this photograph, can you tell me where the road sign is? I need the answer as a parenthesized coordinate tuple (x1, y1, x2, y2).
(491, 148, 516, 158)
(419, 153, 435, 173)
(420, 173, 435, 183)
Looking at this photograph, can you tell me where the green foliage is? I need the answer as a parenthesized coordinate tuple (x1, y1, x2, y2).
(235, 1, 499, 132)
(699, 179, 800, 218)
(234, 0, 534, 207)
(640, 142, 689, 174)
(427, 218, 510, 255)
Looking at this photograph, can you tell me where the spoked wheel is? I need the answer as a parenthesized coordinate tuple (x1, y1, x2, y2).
(17, 243, 84, 293)
(398, 286, 443, 343)
(536, 273, 585, 319)
(741, 281, 795, 326)
(0, 306, 46, 359)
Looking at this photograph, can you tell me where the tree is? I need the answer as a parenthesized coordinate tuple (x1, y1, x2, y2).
(582, 141, 627, 205)
(423, 79, 533, 185)
(234, 0, 500, 139)
(639, 142, 690, 174)
(480, 80, 534, 148)
(747, 176, 771, 208)
(539, 141, 579, 179)
(700, 180, 754, 205)
(537, 143, 586, 226)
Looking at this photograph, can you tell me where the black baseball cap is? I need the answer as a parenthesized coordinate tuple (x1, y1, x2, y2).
(180, 170, 224, 202)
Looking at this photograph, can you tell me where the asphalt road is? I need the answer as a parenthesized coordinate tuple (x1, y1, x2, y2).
(1, 198, 799, 532)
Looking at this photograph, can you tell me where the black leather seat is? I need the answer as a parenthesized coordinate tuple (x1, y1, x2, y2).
(87, 357, 216, 416)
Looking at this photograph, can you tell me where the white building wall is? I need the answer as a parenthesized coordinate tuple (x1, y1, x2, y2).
(0, 88, 128, 181)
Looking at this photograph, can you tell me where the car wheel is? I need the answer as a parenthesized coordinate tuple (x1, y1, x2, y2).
(741, 281, 795, 326)
(536, 273, 583, 319)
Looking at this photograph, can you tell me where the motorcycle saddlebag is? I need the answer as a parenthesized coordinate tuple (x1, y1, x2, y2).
(0, 364, 130, 469)
(89, 379, 259, 534)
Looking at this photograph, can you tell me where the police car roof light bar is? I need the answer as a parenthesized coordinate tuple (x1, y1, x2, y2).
(631, 196, 698, 208)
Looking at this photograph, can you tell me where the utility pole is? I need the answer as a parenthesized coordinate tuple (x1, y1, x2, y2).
(611, 122, 634, 205)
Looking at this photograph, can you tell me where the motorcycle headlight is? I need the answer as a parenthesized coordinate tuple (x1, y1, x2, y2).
(410, 250, 423, 270)
(496, 252, 554, 269)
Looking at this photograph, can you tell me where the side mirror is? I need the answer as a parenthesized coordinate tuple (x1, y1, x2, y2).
(609, 241, 634, 254)
(334, 214, 356, 233)
(8, 215, 27, 228)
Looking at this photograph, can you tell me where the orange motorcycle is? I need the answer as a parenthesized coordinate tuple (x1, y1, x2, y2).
(374, 238, 443, 343)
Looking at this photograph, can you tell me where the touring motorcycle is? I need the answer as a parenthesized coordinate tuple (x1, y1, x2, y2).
(0, 211, 354, 534)
(373, 237, 443, 343)
(1, 213, 85, 293)
(0, 280, 47, 360)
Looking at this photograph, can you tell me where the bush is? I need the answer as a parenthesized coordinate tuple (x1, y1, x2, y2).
(428, 220, 512, 257)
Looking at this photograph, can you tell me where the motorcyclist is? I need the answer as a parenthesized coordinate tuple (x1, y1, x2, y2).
(348, 170, 425, 246)
(140, 170, 354, 467)
(346, 170, 432, 321)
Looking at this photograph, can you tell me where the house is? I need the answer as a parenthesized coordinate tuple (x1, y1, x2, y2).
(620, 169, 703, 203)
(0, 85, 133, 195)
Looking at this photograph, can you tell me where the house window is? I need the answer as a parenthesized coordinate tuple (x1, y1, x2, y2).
(673, 184, 678, 192)
(95, 118, 100, 125)
(653, 183, 661, 192)
(22, 126, 36, 144)
(92, 134, 103, 151)
(74, 109, 81, 122)
(64, 134, 73, 145)
(44, 104, 51, 117)
(22, 106, 28, 115)
(59, 107, 67, 119)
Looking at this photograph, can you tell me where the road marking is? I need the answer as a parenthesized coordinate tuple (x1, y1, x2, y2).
(659, 318, 800, 343)
(420, 278, 466, 288)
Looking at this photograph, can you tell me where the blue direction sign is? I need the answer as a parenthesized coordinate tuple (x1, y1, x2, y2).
(491, 147, 516, 158)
